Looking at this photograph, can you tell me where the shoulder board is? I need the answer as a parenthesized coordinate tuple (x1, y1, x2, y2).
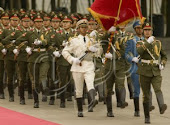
(22, 32, 27, 36)
(51, 34, 55, 38)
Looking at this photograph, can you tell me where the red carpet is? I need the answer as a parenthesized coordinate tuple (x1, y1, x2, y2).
(0, 106, 61, 125)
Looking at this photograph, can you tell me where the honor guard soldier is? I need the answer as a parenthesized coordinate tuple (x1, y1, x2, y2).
(62, 19, 102, 117)
(136, 22, 167, 124)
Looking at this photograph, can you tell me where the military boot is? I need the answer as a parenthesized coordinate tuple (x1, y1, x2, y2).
(143, 102, 150, 124)
(115, 88, 121, 107)
(106, 95, 114, 117)
(128, 82, 134, 99)
(88, 89, 98, 110)
(134, 97, 140, 117)
(8, 84, 14, 102)
(119, 88, 128, 108)
(149, 91, 155, 111)
(76, 98, 83, 117)
(33, 89, 39, 108)
(156, 92, 167, 114)
(19, 85, 25, 105)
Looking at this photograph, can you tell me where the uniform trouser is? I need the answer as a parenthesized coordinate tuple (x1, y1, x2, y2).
(72, 71, 95, 98)
(139, 75, 162, 103)
(58, 65, 71, 102)
(131, 73, 140, 98)
(0, 60, 4, 94)
(115, 68, 125, 89)
(17, 61, 29, 100)
(4, 60, 16, 97)
(94, 66, 105, 99)
(105, 69, 115, 97)
(28, 61, 50, 103)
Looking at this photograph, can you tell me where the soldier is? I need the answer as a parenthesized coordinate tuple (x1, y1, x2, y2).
(62, 19, 101, 117)
(136, 22, 167, 124)
(16, 13, 50, 108)
(0, 12, 10, 99)
(57, 15, 74, 108)
(1, 13, 20, 102)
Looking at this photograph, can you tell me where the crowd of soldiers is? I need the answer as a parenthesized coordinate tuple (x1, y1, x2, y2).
(0, 8, 168, 124)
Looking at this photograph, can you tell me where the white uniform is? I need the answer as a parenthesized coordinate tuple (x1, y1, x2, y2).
(62, 34, 102, 98)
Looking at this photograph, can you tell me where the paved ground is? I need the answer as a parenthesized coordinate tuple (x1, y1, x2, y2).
(0, 50, 170, 125)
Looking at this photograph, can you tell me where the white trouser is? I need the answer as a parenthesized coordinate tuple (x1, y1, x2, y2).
(72, 71, 95, 98)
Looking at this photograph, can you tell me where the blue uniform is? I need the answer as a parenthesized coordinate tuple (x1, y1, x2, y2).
(125, 36, 144, 97)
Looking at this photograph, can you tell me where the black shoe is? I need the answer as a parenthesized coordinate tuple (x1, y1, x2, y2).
(67, 96, 72, 101)
(160, 104, 167, 114)
(82, 99, 86, 105)
(145, 118, 150, 124)
(88, 107, 93, 112)
(99, 96, 104, 102)
(134, 111, 140, 117)
(9, 97, 14, 102)
(117, 102, 121, 107)
(34, 102, 39, 108)
(60, 102, 65, 108)
(20, 99, 25, 105)
(49, 100, 55, 105)
(42, 95, 47, 102)
(78, 111, 84, 117)
(121, 102, 128, 108)
(0, 94, 5, 99)
(149, 105, 155, 111)
(107, 112, 114, 117)
(28, 94, 33, 99)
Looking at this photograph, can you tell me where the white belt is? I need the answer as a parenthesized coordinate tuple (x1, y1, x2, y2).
(141, 59, 159, 65)
(33, 48, 46, 52)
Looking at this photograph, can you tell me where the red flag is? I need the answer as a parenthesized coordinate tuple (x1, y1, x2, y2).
(88, 0, 145, 30)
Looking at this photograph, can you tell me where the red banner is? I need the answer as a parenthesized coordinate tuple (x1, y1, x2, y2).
(88, 0, 145, 30)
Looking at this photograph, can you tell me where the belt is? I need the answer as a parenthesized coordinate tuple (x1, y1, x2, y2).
(141, 59, 159, 65)
(33, 48, 46, 52)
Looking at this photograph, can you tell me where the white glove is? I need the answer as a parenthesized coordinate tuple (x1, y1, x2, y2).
(62, 41, 68, 47)
(108, 26, 116, 32)
(1, 48, 7, 55)
(34, 39, 42, 45)
(105, 52, 113, 59)
(132, 57, 139, 63)
(89, 46, 97, 53)
(159, 64, 164, 70)
(72, 57, 81, 65)
(90, 30, 97, 37)
(147, 36, 154, 44)
(11, 40, 16, 43)
(25, 47, 32, 55)
(53, 51, 61, 57)
(13, 49, 19, 55)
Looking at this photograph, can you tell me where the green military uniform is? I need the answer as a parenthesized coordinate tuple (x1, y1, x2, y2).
(0, 13, 21, 102)
(114, 30, 133, 108)
(16, 14, 50, 108)
(136, 22, 167, 123)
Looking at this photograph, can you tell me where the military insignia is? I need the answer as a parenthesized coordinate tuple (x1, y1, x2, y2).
(5, 13, 8, 16)
(25, 15, 28, 18)
(136, 44, 141, 48)
(38, 15, 40, 18)
(146, 23, 149, 26)
(11, 32, 15, 36)
(14, 14, 17, 17)
(54, 15, 57, 18)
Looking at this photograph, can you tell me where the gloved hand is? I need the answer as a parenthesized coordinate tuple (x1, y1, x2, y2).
(13, 49, 19, 55)
(159, 64, 164, 70)
(62, 41, 68, 47)
(53, 51, 61, 57)
(132, 57, 139, 63)
(25, 47, 32, 55)
(105, 52, 113, 59)
(1, 48, 7, 55)
(147, 36, 154, 44)
(11, 40, 16, 43)
(90, 30, 97, 37)
(72, 57, 81, 65)
(89, 46, 97, 53)
(34, 39, 42, 45)
(108, 26, 116, 33)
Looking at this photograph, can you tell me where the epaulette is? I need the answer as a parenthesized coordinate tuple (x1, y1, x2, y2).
(68, 36, 77, 42)
(17, 26, 22, 31)
(51, 34, 55, 39)
(0, 29, 2, 34)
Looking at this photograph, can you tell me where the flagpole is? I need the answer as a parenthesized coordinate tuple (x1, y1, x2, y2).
(151, 0, 153, 27)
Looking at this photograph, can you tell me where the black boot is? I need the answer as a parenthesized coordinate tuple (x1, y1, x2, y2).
(134, 97, 140, 117)
(156, 92, 167, 114)
(106, 95, 114, 117)
(88, 95, 93, 112)
(119, 88, 128, 108)
(88, 89, 98, 110)
(60, 91, 66, 108)
(19, 85, 25, 105)
(33, 89, 39, 108)
(149, 91, 155, 111)
(0, 83, 4, 99)
(8, 84, 14, 102)
(143, 102, 150, 124)
(76, 98, 83, 117)
(128, 82, 134, 99)
(115, 88, 121, 107)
